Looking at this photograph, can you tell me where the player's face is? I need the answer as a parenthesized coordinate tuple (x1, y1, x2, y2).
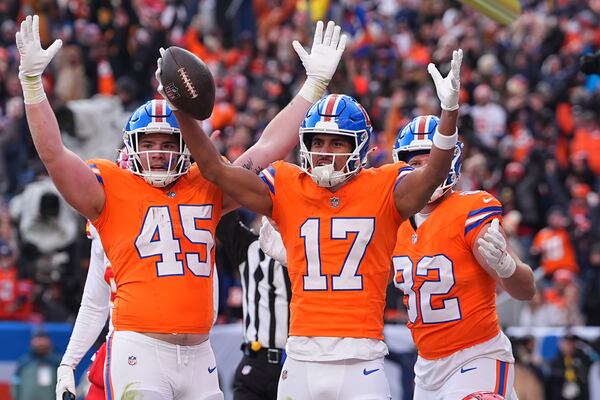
(138, 133, 180, 172)
(310, 133, 353, 171)
(407, 153, 430, 169)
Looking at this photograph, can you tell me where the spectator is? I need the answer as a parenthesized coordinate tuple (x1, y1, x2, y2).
(547, 334, 595, 400)
(582, 243, 600, 325)
(469, 83, 507, 149)
(542, 269, 585, 327)
(0, 239, 33, 320)
(9, 177, 78, 256)
(11, 329, 61, 400)
(531, 207, 579, 278)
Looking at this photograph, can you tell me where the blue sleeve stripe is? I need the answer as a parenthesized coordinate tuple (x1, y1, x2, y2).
(464, 211, 501, 236)
(393, 167, 414, 190)
(259, 173, 275, 194)
(467, 206, 502, 218)
(397, 166, 415, 175)
(266, 165, 276, 178)
(88, 164, 104, 185)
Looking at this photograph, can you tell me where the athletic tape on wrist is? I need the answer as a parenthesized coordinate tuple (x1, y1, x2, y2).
(298, 77, 328, 103)
(21, 75, 47, 104)
(432, 128, 458, 150)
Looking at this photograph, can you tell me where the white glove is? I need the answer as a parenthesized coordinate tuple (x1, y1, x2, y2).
(294, 20, 347, 103)
(15, 15, 62, 104)
(56, 365, 75, 400)
(154, 48, 178, 111)
(477, 219, 516, 279)
(16, 15, 62, 79)
(428, 49, 462, 111)
(259, 216, 287, 266)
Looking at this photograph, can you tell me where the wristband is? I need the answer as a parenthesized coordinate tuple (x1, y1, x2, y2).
(432, 128, 458, 150)
(20, 75, 47, 104)
(298, 76, 328, 103)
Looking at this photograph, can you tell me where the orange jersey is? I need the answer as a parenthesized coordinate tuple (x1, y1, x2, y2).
(260, 161, 413, 340)
(393, 191, 502, 360)
(531, 228, 578, 275)
(88, 159, 223, 334)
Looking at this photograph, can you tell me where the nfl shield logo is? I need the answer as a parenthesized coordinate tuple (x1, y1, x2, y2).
(281, 369, 288, 380)
(329, 197, 340, 208)
(411, 233, 418, 244)
(241, 365, 252, 375)
(128, 356, 137, 366)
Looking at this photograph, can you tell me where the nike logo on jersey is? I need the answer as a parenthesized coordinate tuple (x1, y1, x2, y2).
(363, 368, 379, 376)
(482, 197, 494, 203)
(208, 366, 217, 374)
(460, 366, 477, 373)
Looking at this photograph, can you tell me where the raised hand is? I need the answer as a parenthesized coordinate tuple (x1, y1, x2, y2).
(294, 21, 347, 103)
(428, 49, 462, 112)
(154, 48, 178, 110)
(477, 218, 516, 279)
(16, 15, 62, 79)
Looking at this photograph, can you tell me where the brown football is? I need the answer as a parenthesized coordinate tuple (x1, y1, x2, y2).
(160, 46, 215, 120)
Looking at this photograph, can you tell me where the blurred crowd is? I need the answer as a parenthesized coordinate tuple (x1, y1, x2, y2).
(0, 0, 599, 339)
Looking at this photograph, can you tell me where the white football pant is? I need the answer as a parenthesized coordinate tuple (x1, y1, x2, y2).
(105, 331, 223, 400)
(277, 356, 391, 400)
(413, 358, 517, 400)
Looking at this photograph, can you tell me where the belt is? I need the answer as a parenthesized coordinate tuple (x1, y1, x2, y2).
(241, 342, 285, 364)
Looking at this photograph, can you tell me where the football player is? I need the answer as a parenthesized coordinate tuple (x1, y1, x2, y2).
(164, 43, 464, 398)
(55, 222, 113, 400)
(17, 15, 346, 400)
(391, 115, 535, 399)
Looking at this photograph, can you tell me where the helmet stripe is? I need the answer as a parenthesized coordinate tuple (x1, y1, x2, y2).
(154, 100, 165, 123)
(415, 116, 428, 140)
(322, 94, 340, 121)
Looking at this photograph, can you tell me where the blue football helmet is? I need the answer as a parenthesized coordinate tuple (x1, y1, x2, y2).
(392, 115, 463, 202)
(123, 100, 190, 187)
(299, 94, 372, 187)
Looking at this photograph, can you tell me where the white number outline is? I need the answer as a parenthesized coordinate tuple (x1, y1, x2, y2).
(135, 205, 214, 278)
(178, 204, 214, 277)
(392, 256, 418, 323)
(301, 217, 375, 291)
(393, 254, 462, 324)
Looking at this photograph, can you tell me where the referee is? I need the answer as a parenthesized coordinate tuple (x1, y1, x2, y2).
(216, 211, 291, 400)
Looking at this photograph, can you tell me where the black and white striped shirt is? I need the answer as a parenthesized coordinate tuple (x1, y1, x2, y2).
(217, 213, 291, 349)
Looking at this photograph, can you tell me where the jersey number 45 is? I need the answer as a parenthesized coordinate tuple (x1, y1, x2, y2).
(135, 205, 214, 277)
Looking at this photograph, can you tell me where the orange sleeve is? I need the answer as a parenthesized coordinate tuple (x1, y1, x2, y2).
(258, 160, 284, 220)
(85, 159, 119, 231)
(463, 193, 503, 249)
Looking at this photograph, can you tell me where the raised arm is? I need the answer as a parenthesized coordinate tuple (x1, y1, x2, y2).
(17, 15, 104, 220)
(174, 112, 273, 216)
(394, 49, 462, 219)
(233, 20, 347, 173)
(474, 219, 535, 300)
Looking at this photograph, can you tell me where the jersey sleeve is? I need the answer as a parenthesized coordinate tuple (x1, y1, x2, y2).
(61, 232, 111, 368)
(85, 159, 119, 230)
(464, 193, 503, 249)
(258, 160, 285, 221)
(393, 162, 415, 191)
